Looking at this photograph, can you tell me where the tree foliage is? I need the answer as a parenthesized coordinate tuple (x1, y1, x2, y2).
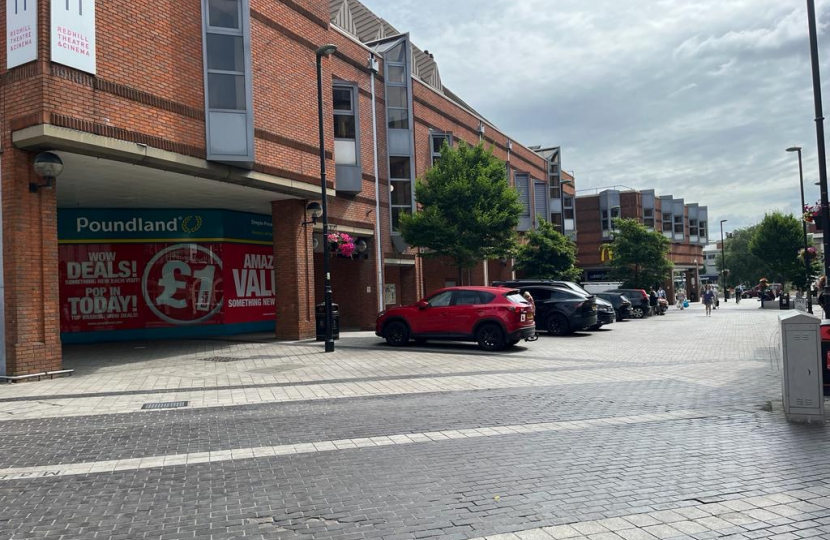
(608, 218, 673, 289)
(748, 212, 806, 285)
(514, 218, 581, 281)
(399, 142, 522, 282)
(717, 225, 767, 287)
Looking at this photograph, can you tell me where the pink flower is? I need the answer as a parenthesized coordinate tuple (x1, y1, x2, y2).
(339, 242, 356, 257)
(339, 233, 353, 243)
(327, 233, 339, 243)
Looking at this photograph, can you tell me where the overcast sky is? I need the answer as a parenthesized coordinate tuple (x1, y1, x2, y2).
(359, 0, 830, 232)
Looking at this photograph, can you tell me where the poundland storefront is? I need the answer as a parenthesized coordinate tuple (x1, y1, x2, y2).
(58, 209, 277, 343)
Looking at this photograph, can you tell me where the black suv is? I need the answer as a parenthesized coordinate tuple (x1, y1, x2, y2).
(607, 288, 651, 318)
(595, 292, 632, 320)
(493, 281, 598, 335)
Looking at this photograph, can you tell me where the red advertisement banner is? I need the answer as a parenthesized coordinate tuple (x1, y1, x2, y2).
(59, 242, 276, 334)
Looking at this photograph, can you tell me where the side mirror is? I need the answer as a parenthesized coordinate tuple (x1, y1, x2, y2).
(416, 300, 429, 310)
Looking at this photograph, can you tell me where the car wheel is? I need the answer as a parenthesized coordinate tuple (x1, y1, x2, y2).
(631, 307, 645, 319)
(476, 323, 505, 351)
(546, 314, 570, 336)
(384, 321, 410, 346)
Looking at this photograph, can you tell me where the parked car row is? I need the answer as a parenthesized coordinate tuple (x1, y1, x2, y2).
(375, 279, 655, 352)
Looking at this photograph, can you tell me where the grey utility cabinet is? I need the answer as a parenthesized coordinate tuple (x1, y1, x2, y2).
(779, 311, 825, 423)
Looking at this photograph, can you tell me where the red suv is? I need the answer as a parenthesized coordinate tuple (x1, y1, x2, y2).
(375, 287, 536, 351)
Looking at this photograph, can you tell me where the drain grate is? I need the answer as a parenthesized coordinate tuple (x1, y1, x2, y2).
(141, 401, 189, 410)
(202, 356, 242, 363)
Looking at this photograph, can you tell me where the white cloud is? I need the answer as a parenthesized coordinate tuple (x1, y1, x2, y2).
(359, 0, 830, 230)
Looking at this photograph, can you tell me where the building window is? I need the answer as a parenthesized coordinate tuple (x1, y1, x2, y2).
(430, 133, 451, 166)
(674, 215, 684, 235)
(643, 208, 654, 229)
(689, 219, 698, 237)
(386, 46, 409, 130)
(390, 156, 412, 231)
(601, 209, 609, 237)
(662, 212, 673, 233)
(515, 173, 531, 231)
(550, 175, 561, 199)
(551, 213, 563, 227)
(205, 1, 245, 111)
(563, 196, 575, 231)
(333, 85, 357, 165)
(699, 220, 707, 239)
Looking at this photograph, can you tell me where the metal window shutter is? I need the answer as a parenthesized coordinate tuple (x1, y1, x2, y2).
(516, 175, 531, 231)
(534, 181, 548, 224)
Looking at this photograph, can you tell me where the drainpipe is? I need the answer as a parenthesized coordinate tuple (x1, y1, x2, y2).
(507, 139, 516, 280)
(0, 164, 5, 377)
(369, 53, 384, 313)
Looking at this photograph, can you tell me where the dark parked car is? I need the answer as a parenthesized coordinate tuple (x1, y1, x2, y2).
(493, 282, 598, 336)
(608, 289, 650, 318)
(595, 292, 632, 320)
(593, 297, 616, 329)
(375, 286, 536, 351)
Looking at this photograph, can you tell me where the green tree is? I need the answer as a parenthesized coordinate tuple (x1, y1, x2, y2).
(514, 218, 581, 281)
(748, 212, 805, 286)
(608, 218, 673, 289)
(399, 142, 523, 283)
(718, 225, 768, 287)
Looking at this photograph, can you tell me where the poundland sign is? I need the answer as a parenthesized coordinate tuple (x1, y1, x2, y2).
(77, 217, 182, 234)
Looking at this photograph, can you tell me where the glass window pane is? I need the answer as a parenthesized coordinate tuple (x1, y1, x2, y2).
(391, 207, 410, 231)
(390, 181, 410, 205)
(387, 65, 406, 83)
(388, 109, 409, 129)
(334, 140, 356, 165)
(208, 73, 245, 110)
(427, 290, 453, 307)
(333, 88, 352, 111)
(207, 34, 244, 72)
(334, 114, 356, 139)
(387, 86, 408, 108)
(389, 157, 410, 179)
(208, 0, 240, 29)
(386, 43, 405, 63)
(432, 135, 447, 154)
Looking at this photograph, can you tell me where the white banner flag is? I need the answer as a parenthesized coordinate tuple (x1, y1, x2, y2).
(51, 0, 96, 74)
(7, 0, 37, 69)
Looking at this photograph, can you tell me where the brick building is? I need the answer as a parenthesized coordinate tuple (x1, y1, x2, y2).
(0, 0, 569, 376)
(575, 188, 708, 302)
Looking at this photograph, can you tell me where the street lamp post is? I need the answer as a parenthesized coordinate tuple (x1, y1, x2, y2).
(316, 43, 337, 353)
(787, 146, 814, 314)
(806, 0, 830, 317)
(720, 219, 728, 302)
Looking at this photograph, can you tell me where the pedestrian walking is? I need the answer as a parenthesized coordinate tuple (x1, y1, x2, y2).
(649, 288, 658, 316)
(703, 285, 715, 317)
(735, 285, 742, 305)
(522, 291, 536, 316)
(676, 290, 686, 310)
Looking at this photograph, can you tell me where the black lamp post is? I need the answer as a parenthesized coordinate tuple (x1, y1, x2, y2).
(787, 146, 814, 314)
(806, 0, 830, 317)
(316, 43, 337, 352)
(720, 219, 728, 302)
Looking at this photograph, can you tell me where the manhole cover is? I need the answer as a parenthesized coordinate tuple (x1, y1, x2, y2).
(202, 356, 242, 363)
(141, 401, 189, 410)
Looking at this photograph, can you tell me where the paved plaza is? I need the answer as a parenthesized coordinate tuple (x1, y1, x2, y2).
(0, 301, 828, 540)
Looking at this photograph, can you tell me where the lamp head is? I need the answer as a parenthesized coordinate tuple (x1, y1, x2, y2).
(355, 239, 368, 253)
(33, 151, 64, 179)
(315, 44, 338, 57)
(786, 146, 802, 153)
(306, 201, 323, 219)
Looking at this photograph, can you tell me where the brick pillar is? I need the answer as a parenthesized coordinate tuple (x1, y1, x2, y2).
(3, 149, 61, 376)
(400, 265, 420, 305)
(271, 200, 315, 340)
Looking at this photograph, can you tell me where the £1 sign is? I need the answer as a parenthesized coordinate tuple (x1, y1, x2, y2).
(142, 244, 223, 325)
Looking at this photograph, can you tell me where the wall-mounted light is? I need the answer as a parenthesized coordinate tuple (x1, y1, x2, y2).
(313, 236, 319, 249)
(302, 201, 323, 227)
(30, 151, 63, 193)
(355, 238, 368, 253)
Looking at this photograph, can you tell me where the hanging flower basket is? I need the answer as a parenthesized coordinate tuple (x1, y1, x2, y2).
(798, 246, 818, 262)
(804, 202, 822, 227)
(327, 232, 357, 258)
